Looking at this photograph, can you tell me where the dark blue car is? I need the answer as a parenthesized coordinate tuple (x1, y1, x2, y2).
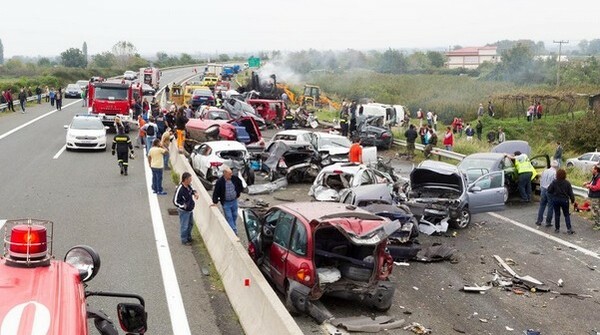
(190, 88, 215, 108)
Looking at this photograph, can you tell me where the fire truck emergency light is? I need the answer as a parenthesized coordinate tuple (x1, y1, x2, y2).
(9, 224, 48, 259)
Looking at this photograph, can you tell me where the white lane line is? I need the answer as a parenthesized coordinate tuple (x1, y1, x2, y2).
(0, 100, 82, 141)
(0, 220, 6, 231)
(142, 149, 191, 335)
(53, 145, 67, 160)
(489, 212, 600, 261)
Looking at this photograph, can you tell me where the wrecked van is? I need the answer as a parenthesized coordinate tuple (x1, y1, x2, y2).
(405, 160, 506, 235)
(242, 202, 398, 316)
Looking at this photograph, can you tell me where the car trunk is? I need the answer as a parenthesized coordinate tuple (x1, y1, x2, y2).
(231, 117, 261, 145)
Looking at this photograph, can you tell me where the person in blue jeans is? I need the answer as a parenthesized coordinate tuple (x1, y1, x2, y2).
(148, 139, 168, 195)
(141, 117, 158, 154)
(174, 172, 199, 245)
(536, 160, 558, 226)
(548, 168, 576, 234)
(211, 166, 243, 235)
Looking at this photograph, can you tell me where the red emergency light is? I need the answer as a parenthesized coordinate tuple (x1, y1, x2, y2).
(9, 224, 48, 259)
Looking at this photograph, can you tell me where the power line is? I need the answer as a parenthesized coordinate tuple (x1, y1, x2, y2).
(553, 40, 569, 87)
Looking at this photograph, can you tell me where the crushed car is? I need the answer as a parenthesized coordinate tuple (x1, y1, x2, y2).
(357, 115, 394, 150)
(189, 140, 254, 190)
(261, 140, 321, 183)
(405, 160, 506, 235)
(184, 116, 264, 153)
(242, 202, 399, 319)
(309, 163, 398, 202)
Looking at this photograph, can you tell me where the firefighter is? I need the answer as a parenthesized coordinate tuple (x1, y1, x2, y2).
(283, 110, 295, 130)
(112, 132, 135, 176)
(340, 109, 349, 137)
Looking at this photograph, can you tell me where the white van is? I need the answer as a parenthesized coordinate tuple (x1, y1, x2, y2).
(360, 103, 403, 126)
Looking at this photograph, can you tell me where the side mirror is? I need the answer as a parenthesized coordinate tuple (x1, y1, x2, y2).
(117, 303, 147, 334)
(470, 186, 482, 192)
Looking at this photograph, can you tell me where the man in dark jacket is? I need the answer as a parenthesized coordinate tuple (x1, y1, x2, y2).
(174, 172, 199, 245)
(211, 166, 243, 235)
(111, 132, 135, 175)
(548, 169, 575, 234)
(404, 124, 418, 160)
(18, 89, 27, 113)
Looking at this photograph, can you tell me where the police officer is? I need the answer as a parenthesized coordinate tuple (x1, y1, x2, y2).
(339, 109, 349, 137)
(112, 130, 135, 176)
(506, 151, 537, 202)
(283, 110, 295, 130)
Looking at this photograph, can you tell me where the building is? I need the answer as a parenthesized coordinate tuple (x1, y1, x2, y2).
(446, 46, 499, 69)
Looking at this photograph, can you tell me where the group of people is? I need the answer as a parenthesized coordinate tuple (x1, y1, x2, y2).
(338, 100, 368, 138)
(526, 102, 544, 122)
(1, 86, 64, 113)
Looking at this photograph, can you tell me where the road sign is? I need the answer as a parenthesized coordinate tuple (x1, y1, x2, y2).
(248, 57, 261, 68)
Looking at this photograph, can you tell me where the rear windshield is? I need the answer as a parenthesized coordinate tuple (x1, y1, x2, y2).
(193, 89, 213, 96)
(217, 150, 246, 160)
(319, 136, 351, 148)
(274, 134, 297, 141)
(94, 87, 128, 101)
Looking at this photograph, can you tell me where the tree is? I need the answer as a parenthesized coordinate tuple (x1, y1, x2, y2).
(92, 52, 116, 68)
(426, 51, 446, 68)
(587, 39, 600, 55)
(0, 38, 3, 65)
(112, 41, 137, 68)
(60, 48, 86, 68)
(180, 53, 194, 65)
(218, 54, 230, 62)
(578, 39, 589, 54)
(378, 48, 406, 74)
(37, 57, 51, 67)
(82, 41, 88, 67)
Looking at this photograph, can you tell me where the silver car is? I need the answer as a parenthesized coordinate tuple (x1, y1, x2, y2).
(566, 152, 600, 170)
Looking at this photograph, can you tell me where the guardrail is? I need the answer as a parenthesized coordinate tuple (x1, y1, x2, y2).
(0, 94, 48, 111)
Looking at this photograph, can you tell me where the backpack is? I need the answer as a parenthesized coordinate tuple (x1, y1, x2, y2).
(146, 124, 156, 136)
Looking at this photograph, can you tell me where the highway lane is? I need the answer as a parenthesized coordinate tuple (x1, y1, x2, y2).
(0, 66, 240, 335)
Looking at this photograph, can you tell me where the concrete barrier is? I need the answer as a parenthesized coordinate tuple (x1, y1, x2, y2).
(168, 143, 303, 335)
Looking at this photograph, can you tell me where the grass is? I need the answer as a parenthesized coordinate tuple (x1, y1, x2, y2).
(170, 169, 180, 186)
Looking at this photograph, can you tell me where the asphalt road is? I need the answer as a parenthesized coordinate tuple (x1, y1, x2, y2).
(0, 67, 241, 335)
(240, 128, 600, 335)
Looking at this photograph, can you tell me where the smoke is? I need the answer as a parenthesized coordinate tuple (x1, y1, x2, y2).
(255, 53, 303, 85)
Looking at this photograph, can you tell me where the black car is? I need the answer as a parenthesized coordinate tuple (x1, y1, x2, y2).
(64, 84, 82, 98)
(357, 116, 393, 149)
(190, 89, 215, 108)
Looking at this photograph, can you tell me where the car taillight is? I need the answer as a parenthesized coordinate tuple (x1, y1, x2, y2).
(333, 170, 343, 174)
(208, 96, 214, 100)
(381, 133, 391, 138)
(278, 158, 287, 169)
(296, 262, 312, 283)
(9, 225, 48, 259)
(210, 162, 223, 167)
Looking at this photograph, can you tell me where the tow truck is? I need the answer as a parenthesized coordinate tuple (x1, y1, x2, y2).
(87, 80, 142, 133)
(139, 67, 160, 90)
(0, 219, 148, 334)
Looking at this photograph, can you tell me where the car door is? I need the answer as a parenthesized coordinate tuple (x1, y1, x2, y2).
(269, 211, 296, 290)
(285, 220, 310, 288)
(193, 144, 211, 177)
(467, 171, 506, 214)
(577, 153, 594, 169)
(242, 209, 264, 262)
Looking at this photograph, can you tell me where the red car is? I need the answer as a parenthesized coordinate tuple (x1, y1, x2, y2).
(0, 219, 147, 335)
(242, 202, 398, 316)
(247, 99, 286, 126)
(185, 116, 264, 152)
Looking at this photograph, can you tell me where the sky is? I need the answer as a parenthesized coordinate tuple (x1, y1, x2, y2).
(1, 0, 598, 58)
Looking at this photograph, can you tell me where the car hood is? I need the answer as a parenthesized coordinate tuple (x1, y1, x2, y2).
(410, 166, 462, 190)
(68, 128, 105, 137)
(315, 217, 401, 246)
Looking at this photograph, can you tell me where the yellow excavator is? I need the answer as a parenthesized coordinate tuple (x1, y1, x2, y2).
(276, 83, 339, 110)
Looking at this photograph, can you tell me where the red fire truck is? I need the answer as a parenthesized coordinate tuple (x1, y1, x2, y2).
(0, 219, 147, 334)
(139, 67, 160, 90)
(87, 80, 142, 133)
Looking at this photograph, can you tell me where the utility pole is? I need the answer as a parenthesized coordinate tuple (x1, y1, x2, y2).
(553, 40, 569, 87)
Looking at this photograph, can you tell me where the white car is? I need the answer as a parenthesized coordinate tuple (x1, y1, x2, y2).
(566, 152, 600, 170)
(190, 141, 254, 190)
(265, 129, 312, 148)
(308, 162, 395, 202)
(123, 71, 137, 80)
(266, 130, 351, 166)
(64, 115, 107, 151)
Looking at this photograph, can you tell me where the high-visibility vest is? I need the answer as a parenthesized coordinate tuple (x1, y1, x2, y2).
(515, 156, 537, 180)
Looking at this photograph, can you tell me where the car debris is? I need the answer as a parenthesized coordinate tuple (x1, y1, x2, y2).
(331, 315, 405, 333)
(415, 244, 457, 263)
(493, 255, 544, 287)
(462, 284, 493, 293)
(403, 322, 432, 334)
(246, 177, 288, 195)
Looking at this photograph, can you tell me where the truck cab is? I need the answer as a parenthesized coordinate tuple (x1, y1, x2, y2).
(0, 219, 147, 335)
(88, 80, 136, 132)
(139, 67, 160, 90)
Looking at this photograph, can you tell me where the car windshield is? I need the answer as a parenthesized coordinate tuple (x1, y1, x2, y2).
(459, 158, 497, 182)
(94, 87, 128, 101)
(319, 136, 351, 148)
(322, 173, 354, 190)
(71, 118, 103, 130)
(208, 111, 229, 119)
(67, 85, 79, 90)
(193, 89, 212, 96)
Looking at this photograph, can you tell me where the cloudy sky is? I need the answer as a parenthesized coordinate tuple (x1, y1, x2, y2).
(1, 0, 597, 57)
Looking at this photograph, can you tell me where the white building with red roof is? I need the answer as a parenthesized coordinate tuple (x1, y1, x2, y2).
(445, 46, 500, 69)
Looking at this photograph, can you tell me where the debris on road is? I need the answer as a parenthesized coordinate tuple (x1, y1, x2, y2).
(525, 329, 541, 335)
(415, 244, 457, 263)
(331, 315, 405, 333)
(247, 177, 288, 195)
(238, 198, 269, 208)
(462, 284, 493, 293)
(403, 322, 432, 334)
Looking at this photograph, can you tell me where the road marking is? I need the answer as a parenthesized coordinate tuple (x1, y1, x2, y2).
(142, 149, 191, 335)
(0, 220, 6, 231)
(488, 212, 600, 261)
(0, 100, 82, 141)
(53, 145, 67, 160)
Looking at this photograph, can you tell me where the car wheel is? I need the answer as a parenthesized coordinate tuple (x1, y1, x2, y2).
(340, 263, 372, 282)
(566, 162, 574, 168)
(452, 207, 471, 229)
(246, 168, 255, 186)
(284, 281, 301, 316)
(286, 170, 303, 184)
(503, 185, 510, 203)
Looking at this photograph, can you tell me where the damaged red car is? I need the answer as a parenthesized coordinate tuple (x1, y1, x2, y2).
(242, 202, 398, 316)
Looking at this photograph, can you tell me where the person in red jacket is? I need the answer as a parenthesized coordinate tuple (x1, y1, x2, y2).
(443, 126, 454, 151)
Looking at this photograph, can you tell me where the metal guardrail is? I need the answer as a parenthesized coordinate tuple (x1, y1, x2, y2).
(0, 94, 48, 111)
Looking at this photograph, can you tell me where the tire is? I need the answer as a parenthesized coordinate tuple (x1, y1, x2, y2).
(245, 168, 255, 186)
(340, 263, 372, 282)
(284, 281, 301, 316)
(503, 185, 510, 203)
(451, 207, 471, 229)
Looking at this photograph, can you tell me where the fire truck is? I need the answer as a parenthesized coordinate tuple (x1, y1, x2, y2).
(139, 67, 160, 90)
(87, 80, 142, 133)
(0, 219, 148, 334)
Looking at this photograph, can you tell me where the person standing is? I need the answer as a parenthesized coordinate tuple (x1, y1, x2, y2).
(18, 88, 27, 113)
(584, 165, 600, 230)
(148, 139, 168, 195)
(404, 124, 418, 160)
(507, 151, 537, 202)
(81, 86, 87, 107)
(211, 166, 243, 235)
(284, 110, 295, 130)
(465, 123, 474, 141)
(548, 169, 575, 234)
(161, 128, 172, 170)
(443, 126, 454, 151)
(416, 108, 424, 127)
(35, 86, 42, 104)
(348, 138, 363, 163)
(476, 120, 483, 141)
(349, 100, 357, 135)
(536, 160, 558, 227)
(49, 88, 55, 107)
(426, 110, 433, 127)
(497, 127, 505, 143)
(55, 88, 63, 110)
(477, 103, 484, 118)
(175, 108, 189, 153)
(44, 86, 50, 103)
(432, 112, 438, 131)
(165, 84, 171, 100)
(5, 89, 15, 112)
(142, 117, 158, 154)
(487, 101, 495, 117)
(111, 130, 135, 176)
(424, 126, 437, 159)
(174, 172, 199, 245)
(554, 142, 563, 168)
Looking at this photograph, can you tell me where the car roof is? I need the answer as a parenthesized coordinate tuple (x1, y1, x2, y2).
(274, 130, 311, 136)
(203, 140, 247, 151)
(278, 202, 380, 223)
(462, 152, 504, 160)
(321, 162, 364, 174)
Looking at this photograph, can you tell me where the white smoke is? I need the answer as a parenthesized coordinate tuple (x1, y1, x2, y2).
(255, 53, 303, 85)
